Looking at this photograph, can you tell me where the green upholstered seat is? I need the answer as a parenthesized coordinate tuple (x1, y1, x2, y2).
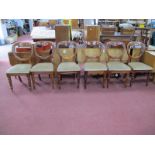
(6, 64, 32, 74)
(31, 63, 54, 72)
(107, 61, 131, 71)
(128, 62, 153, 71)
(57, 62, 80, 72)
(84, 62, 107, 71)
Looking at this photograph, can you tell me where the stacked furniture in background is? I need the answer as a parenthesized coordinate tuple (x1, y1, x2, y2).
(55, 25, 71, 44)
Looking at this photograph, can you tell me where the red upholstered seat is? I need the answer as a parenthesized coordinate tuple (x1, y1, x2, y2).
(16, 47, 31, 52)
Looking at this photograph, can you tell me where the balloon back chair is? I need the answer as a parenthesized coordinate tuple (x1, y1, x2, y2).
(6, 42, 33, 91)
(106, 41, 131, 87)
(56, 41, 80, 89)
(83, 41, 108, 88)
(127, 41, 153, 86)
(30, 41, 54, 89)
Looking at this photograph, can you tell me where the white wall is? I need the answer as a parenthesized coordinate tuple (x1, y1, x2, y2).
(0, 20, 8, 45)
(84, 19, 95, 26)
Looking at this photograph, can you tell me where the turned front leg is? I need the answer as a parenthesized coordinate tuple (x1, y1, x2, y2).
(7, 74, 13, 91)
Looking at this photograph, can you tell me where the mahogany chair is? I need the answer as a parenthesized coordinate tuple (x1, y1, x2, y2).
(127, 41, 153, 86)
(30, 41, 54, 89)
(6, 42, 33, 91)
(56, 41, 80, 89)
(83, 41, 107, 89)
(106, 41, 131, 87)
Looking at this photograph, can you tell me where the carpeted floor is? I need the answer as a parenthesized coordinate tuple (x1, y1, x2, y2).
(1, 43, 155, 135)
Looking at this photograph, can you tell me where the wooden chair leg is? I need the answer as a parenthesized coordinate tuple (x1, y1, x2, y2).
(57, 74, 61, 89)
(74, 73, 76, 81)
(107, 72, 110, 88)
(27, 74, 31, 90)
(84, 71, 87, 89)
(124, 73, 129, 88)
(102, 73, 105, 88)
(77, 72, 80, 88)
(130, 72, 134, 87)
(7, 74, 13, 91)
(38, 74, 42, 81)
(50, 73, 54, 89)
(31, 73, 36, 89)
(146, 72, 150, 86)
(18, 76, 22, 83)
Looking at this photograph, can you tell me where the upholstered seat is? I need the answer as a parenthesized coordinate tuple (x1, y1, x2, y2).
(107, 61, 131, 71)
(57, 62, 80, 72)
(31, 63, 53, 72)
(128, 62, 153, 71)
(6, 64, 32, 74)
(84, 62, 107, 71)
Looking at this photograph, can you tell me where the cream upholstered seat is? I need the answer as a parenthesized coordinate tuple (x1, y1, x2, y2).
(31, 63, 53, 72)
(107, 61, 131, 71)
(30, 41, 54, 89)
(106, 41, 131, 87)
(128, 62, 153, 71)
(6, 42, 33, 91)
(57, 62, 80, 72)
(83, 43, 108, 88)
(7, 64, 32, 74)
(56, 41, 80, 89)
(127, 41, 153, 86)
(84, 62, 107, 71)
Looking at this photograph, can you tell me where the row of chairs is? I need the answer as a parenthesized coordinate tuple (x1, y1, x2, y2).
(6, 41, 153, 91)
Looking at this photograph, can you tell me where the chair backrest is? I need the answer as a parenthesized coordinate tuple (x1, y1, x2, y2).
(83, 42, 105, 62)
(34, 41, 54, 62)
(84, 41, 104, 48)
(106, 41, 127, 62)
(57, 41, 77, 62)
(84, 48, 104, 63)
(57, 41, 78, 48)
(85, 25, 100, 41)
(12, 42, 33, 63)
(127, 41, 145, 62)
(55, 25, 71, 43)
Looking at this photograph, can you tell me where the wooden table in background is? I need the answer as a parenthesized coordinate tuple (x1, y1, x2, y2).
(144, 51, 155, 82)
